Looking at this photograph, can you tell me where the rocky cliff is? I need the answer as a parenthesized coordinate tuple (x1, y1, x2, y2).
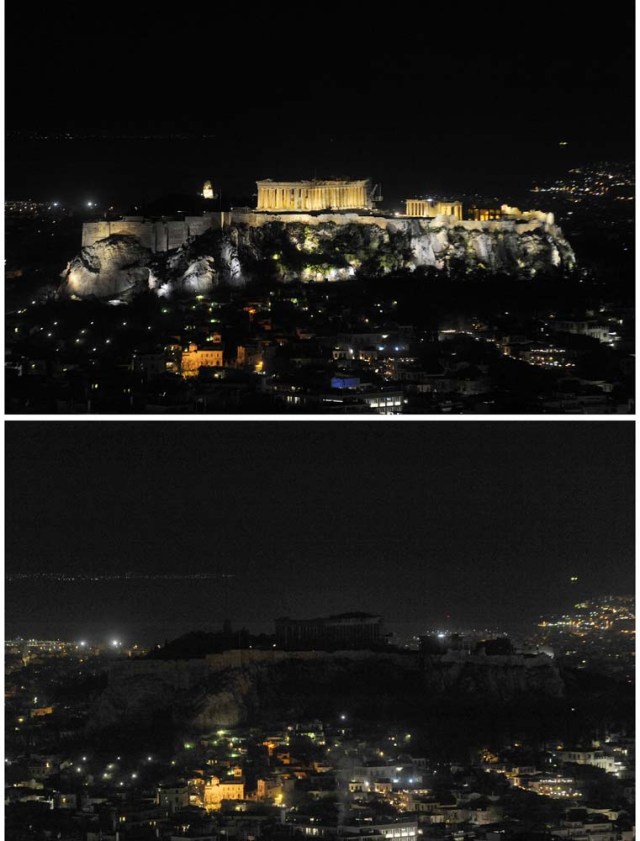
(60, 216, 575, 300)
(88, 650, 564, 734)
(423, 653, 566, 702)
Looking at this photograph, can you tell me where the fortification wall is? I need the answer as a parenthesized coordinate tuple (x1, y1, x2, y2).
(229, 211, 550, 236)
(110, 220, 157, 249)
(108, 657, 210, 688)
(81, 214, 227, 252)
(82, 212, 553, 255)
(231, 211, 391, 229)
(107, 649, 416, 688)
(187, 215, 227, 237)
(82, 222, 111, 248)
(203, 648, 415, 672)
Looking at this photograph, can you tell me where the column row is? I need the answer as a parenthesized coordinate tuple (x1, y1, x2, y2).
(259, 184, 367, 211)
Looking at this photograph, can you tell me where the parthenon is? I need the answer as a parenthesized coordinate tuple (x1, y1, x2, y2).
(256, 179, 372, 212)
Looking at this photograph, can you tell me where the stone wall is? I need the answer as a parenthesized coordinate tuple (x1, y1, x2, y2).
(106, 649, 416, 689)
(108, 657, 211, 689)
(203, 648, 415, 672)
(229, 211, 555, 237)
(82, 211, 558, 254)
(81, 214, 229, 252)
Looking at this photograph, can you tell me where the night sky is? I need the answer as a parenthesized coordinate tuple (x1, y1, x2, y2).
(5, 2, 635, 204)
(6, 422, 634, 644)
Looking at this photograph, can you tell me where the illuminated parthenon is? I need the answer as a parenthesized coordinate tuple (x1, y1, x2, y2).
(256, 179, 373, 212)
(405, 199, 463, 220)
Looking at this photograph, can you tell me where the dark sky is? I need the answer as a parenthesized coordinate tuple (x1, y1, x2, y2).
(5, 3, 635, 204)
(5, 422, 634, 643)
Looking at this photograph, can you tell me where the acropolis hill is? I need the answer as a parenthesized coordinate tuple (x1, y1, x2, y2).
(62, 178, 576, 299)
(89, 646, 565, 732)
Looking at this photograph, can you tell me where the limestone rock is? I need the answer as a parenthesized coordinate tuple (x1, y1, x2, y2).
(60, 235, 151, 300)
(88, 651, 565, 734)
(60, 217, 576, 300)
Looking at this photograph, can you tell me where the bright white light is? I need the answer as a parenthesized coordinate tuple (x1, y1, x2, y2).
(111, 639, 120, 647)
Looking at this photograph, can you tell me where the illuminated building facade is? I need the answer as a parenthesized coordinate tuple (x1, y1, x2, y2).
(180, 342, 224, 377)
(405, 199, 463, 220)
(203, 776, 245, 810)
(469, 207, 502, 221)
(293, 820, 418, 841)
(275, 612, 383, 650)
(257, 179, 373, 212)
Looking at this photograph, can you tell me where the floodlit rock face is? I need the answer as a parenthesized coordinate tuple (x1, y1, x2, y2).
(61, 216, 575, 300)
(398, 218, 574, 274)
(89, 650, 564, 733)
(60, 235, 152, 300)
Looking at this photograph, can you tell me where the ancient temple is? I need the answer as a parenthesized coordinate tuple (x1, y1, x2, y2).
(256, 179, 372, 212)
(405, 199, 463, 220)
